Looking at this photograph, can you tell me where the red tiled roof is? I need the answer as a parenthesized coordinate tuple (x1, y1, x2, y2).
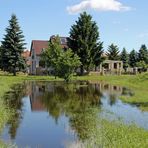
(22, 50, 30, 58)
(31, 40, 49, 55)
(31, 37, 69, 56)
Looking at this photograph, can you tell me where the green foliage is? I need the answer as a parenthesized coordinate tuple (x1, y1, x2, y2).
(92, 42, 104, 70)
(129, 49, 138, 67)
(69, 12, 103, 75)
(136, 60, 148, 71)
(0, 46, 2, 69)
(120, 48, 129, 71)
(57, 49, 81, 82)
(1, 14, 26, 76)
(138, 44, 148, 64)
(42, 36, 81, 82)
(106, 43, 120, 60)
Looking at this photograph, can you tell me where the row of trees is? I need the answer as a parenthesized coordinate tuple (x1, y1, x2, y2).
(0, 14, 26, 75)
(107, 44, 148, 71)
(42, 12, 104, 80)
(0, 12, 148, 79)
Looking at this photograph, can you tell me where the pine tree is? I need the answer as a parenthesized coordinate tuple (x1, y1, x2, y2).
(120, 48, 129, 71)
(129, 49, 138, 67)
(68, 12, 103, 75)
(0, 46, 2, 69)
(106, 44, 120, 60)
(1, 14, 26, 75)
(92, 42, 104, 71)
(138, 44, 148, 64)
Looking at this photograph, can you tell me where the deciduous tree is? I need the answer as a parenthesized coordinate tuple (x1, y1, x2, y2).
(42, 36, 81, 82)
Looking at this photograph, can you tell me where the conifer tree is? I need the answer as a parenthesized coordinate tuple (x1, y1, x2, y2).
(69, 12, 103, 75)
(138, 44, 148, 64)
(0, 46, 2, 69)
(1, 14, 26, 75)
(120, 48, 129, 71)
(106, 44, 120, 60)
(129, 49, 138, 67)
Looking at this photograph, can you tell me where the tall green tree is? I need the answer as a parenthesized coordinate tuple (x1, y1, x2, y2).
(120, 48, 129, 71)
(1, 14, 26, 75)
(42, 36, 81, 82)
(138, 44, 148, 64)
(92, 42, 104, 71)
(129, 49, 138, 67)
(0, 46, 2, 69)
(106, 44, 120, 60)
(68, 12, 103, 75)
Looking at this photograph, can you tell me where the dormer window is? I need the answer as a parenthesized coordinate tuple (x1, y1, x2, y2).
(60, 38, 67, 45)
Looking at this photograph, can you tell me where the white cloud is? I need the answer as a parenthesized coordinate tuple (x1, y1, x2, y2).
(67, 0, 131, 14)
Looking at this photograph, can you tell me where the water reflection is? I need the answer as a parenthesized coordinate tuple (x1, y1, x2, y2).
(1, 81, 148, 147)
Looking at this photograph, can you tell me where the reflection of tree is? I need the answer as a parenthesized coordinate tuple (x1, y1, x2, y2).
(40, 82, 103, 140)
(109, 94, 117, 106)
(3, 83, 26, 139)
(2, 81, 129, 143)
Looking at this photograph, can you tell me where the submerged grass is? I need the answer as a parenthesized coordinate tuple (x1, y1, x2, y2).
(0, 73, 148, 147)
(84, 119, 148, 148)
(68, 107, 148, 148)
(75, 73, 148, 110)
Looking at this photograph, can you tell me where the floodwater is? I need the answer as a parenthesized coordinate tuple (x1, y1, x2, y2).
(0, 81, 148, 147)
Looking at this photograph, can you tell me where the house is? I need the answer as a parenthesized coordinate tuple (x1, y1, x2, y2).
(22, 50, 31, 73)
(30, 35, 68, 75)
(30, 35, 123, 75)
(100, 60, 123, 75)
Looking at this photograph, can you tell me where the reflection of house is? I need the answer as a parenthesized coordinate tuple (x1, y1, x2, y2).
(89, 81, 123, 96)
(30, 35, 68, 75)
(29, 82, 45, 111)
(29, 82, 55, 111)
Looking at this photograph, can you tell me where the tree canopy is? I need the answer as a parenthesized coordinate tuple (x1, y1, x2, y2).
(68, 12, 103, 75)
(138, 44, 148, 64)
(106, 44, 120, 60)
(41, 36, 81, 82)
(1, 14, 26, 75)
(120, 48, 129, 71)
(129, 49, 138, 68)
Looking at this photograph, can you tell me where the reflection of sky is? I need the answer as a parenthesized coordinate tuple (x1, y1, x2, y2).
(2, 97, 76, 148)
(1, 82, 148, 147)
(101, 93, 148, 130)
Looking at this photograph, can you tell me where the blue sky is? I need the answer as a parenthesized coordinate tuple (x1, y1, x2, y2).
(0, 0, 148, 52)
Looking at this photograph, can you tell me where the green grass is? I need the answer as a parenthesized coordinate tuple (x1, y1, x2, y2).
(74, 73, 148, 110)
(0, 73, 147, 147)
(83, 119, 148, 148)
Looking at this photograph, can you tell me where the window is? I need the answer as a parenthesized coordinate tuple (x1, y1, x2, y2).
(114, 63, 117, 69)
(60, 38, 67, 44)
(39, 60, 45, 68)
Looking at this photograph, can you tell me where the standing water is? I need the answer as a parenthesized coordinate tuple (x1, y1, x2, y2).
(0, 81, 148, 147)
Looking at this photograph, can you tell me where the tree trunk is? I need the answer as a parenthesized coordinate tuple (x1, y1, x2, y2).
(13, 68, 16, 76)
(80, 65, 84, 75)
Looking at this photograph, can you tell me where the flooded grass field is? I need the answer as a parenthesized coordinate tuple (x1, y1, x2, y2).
(0, 81, 148, 147)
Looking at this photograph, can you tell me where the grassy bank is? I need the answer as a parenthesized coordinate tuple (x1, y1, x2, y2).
(75, 73, 148, 110)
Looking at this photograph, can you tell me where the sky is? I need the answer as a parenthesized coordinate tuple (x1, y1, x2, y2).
(0, 0, 148, 52)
